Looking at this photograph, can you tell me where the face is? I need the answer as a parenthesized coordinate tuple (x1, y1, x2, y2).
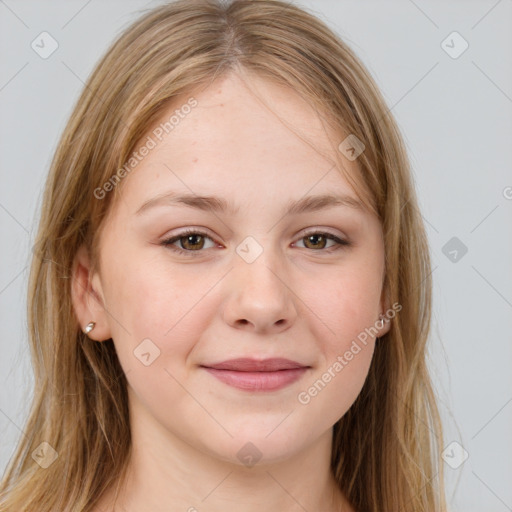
(74, 70, 390, 466)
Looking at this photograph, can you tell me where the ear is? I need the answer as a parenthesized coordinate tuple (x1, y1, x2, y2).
(70, 245, 112, 342)
(377, 283, 392, 338)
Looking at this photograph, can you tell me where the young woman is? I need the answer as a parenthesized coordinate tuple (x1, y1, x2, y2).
(0, 1, 447, 511)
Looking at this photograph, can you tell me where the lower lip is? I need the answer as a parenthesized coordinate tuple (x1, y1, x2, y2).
(202, 367, 308, 391)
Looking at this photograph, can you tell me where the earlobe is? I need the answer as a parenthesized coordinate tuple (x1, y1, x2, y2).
(377, 286, 392, 337)
(377, 313, 392, 338)
(70, 245, 112, 342)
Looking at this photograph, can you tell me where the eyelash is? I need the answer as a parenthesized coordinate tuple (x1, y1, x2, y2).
(160, 228, 351, 256)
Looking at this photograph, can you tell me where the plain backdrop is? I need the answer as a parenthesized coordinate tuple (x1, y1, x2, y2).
(1, 1, 511, 510)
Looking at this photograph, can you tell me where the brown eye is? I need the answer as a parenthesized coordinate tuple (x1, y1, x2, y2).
(161, 230, 215, 254)
(295, 231, 350, 251)
(302, 234, 328, 250)
(179, 233, 206, 250)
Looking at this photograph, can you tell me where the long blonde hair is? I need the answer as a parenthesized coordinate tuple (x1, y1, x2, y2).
(0, 1, 446, 510)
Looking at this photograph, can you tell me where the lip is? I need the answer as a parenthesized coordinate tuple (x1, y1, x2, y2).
(200, 358, 310, 392)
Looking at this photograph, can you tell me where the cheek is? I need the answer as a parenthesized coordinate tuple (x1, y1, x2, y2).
(104, 263, 211, 419)
(295, 260, 381, 415)
(306, 263, 383, 349)
(297, 306, 376, 426)
(298, 344, 375, 431)
(103, 254, 217, 371)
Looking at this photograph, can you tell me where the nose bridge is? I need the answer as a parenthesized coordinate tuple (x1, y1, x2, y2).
(234, 234, 286, 294)
(223, 235, 297, 332)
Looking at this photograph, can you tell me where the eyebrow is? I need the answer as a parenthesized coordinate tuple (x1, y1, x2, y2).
(135, 191, 364, 216)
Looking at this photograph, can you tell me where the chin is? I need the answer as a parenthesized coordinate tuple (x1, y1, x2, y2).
(201, 427, 312, 468)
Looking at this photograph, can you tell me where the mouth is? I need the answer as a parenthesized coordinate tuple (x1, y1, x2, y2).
(200, 358, 310, 392)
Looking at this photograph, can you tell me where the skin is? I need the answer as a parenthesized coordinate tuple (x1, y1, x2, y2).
(72, 70, 390, 512)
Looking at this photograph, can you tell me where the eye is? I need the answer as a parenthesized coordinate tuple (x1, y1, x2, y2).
(161, 229, 216, 255)
(160, 229, 351, 256)
(293, 231, 351, 252)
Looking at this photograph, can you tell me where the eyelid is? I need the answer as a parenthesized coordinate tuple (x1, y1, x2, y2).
(297, 226, 347, 240)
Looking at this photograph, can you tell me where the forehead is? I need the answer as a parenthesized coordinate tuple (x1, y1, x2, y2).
(110, 71, 368, 217)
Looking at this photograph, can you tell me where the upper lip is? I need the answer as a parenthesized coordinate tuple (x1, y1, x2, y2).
(201, 358, 309, 372)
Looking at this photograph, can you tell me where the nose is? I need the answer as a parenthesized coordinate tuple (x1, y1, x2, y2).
(222, 249, 298, 335)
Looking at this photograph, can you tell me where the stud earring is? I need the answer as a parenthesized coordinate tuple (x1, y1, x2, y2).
(83, 321, 96, 335)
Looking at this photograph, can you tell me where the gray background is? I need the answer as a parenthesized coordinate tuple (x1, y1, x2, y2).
(1, 1, 511, 510)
